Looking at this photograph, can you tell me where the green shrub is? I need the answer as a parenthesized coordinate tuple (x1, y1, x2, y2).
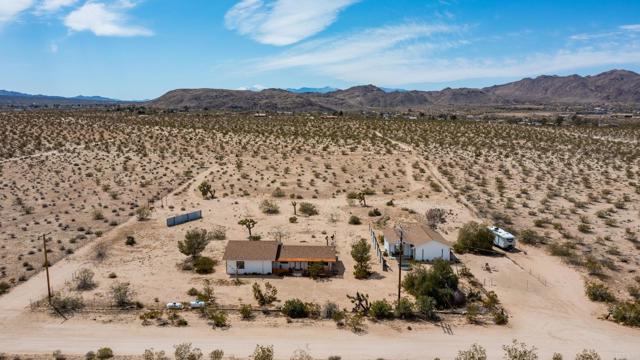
(252, 282, 278, 306)
(96, 348, 114, 360)
(368, 208, 381, 217)
(348, 215, 362, 225)
(369, 299, 393, 319)
(206, 309, 228, 328)
(394, 297, 414, 319)
(298, 202, 319, 216)
(403, 259, 459, 309)
(351, 238, 371, 279)
(194, 256, 217, 274)
(281, 298, 309, 318)
(416, 296, 438, 320)
(453, 222, 494, 254)
(585, 282, 615, 302)
(259, 199, 280, 214)
(240, 304, 253, 320)
(493, 309, 509, 325)
(0, 281, 9, 295)
(610, 301, 640, 327)
(519, 229, 543, 245)
(51, 293, 85, 314)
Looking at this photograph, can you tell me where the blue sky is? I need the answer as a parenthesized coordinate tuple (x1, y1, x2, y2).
(1, 0, 640, 100)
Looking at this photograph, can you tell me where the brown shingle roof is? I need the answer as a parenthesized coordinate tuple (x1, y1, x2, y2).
(222, 240, 279, 261)
(277, 245, 337, 262)
(384, 222, 452, 247)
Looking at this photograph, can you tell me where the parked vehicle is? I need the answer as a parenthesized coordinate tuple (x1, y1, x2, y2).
(189, 300, 206, 309)
(488, 226, 516, 249)
(166, 302, 183, 310)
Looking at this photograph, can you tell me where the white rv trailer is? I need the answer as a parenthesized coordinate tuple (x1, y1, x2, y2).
(488, 226, 515, 249)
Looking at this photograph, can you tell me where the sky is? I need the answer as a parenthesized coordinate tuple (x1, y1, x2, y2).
(1, 0, 640, 100)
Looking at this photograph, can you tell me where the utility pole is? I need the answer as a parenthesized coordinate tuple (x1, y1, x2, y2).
(42, 233, 52, 303)
(397, 225, 404, 304)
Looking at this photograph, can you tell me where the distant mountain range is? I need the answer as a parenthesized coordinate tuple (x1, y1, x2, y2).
(149, 70, 640, 111)
(3, 69, 639, 110)
(0, 90, 123, 106)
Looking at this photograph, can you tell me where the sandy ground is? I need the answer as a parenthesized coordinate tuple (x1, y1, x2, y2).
(1, 133, 639, 360)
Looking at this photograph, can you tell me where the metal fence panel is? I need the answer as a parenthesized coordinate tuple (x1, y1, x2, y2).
(167, 210, 202, 227)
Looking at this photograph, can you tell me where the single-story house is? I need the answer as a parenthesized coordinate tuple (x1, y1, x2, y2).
(222, 240, 337, 276)
(383, 223, 452, 261)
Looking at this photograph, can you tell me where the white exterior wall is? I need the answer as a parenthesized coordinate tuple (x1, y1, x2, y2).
(413, 241, 451, 261)
(226, 260, 273, 275)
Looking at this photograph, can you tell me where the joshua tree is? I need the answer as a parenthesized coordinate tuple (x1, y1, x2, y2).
(238, 218, 257, 238)
(291, 201, 297, 215)
(357, 192, 367, 207)
(198, 181, 215, 199)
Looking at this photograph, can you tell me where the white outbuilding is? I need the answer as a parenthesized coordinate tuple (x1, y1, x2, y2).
(383, 223, 452, 261)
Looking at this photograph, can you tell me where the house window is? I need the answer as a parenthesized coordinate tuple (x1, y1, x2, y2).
(236, 261, 245, 270)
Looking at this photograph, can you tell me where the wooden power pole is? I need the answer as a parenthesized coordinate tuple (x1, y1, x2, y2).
(397, 226, 404, 304)
(42, 234, 52, 302)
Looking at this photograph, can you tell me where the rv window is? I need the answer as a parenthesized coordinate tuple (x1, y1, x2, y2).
(237, 261, 245, 269)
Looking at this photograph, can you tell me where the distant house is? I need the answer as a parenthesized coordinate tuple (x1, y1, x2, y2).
(383, 223, 452, 261)
(488, 226, 515, 249)
(222, 240, 337, 276)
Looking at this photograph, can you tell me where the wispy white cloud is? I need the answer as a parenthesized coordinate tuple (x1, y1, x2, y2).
(64, 1, 152, 37)
(252, 21, 640, 86)
(225, 0, 359, 46)
(36, 0, 78, 13)
(620, 24, 640, 32)
(0, 0, 34, 24)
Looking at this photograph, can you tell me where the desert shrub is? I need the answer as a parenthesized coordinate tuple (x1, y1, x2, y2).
(281, 298, 309, 318)
(369, 299, 393, 319)
(94, 242, 108, 261)
(519, 229, 543, 245)
(577, 223, 592, 233)
(51, 293, 85, 314)
(259, 199, 280, 214)
(271, 187, 285, 198)
(455, 343, 486, 360)
(187, 287, 199, 296)
(610, 301, 640, 327)
(502, 339, 538, 360)
(206, 309, 228, 328)
(211, 225, 227, 240)
(289, 216, 298, 223)
(416, 296, 438, 320)
(136, 205, 151, 221)
(252, 282, 278, 306)
(209, 350, 224, 360)
(73, 268, 96, 291)
(194, 256, 217, 274)
(110, 282, 136, 308)
(549, 242, 574, 257)
(252, 345, 274, 360)
(290, 349, 313, 360)
(403, 259, 459, 309)
(298, 202, 319, 216)
(178, 229, 213, 259)
(585, 282, 615, 302)
(394, 297, 414, 319)
(493, 309, 509, 325)
(426, 208, 447, 229)
(53, 350, 66, 360)
(85, 351, 96, 360)
(240, 304, 253, 320)
(125, 236, 136, 246)
(0, 281, 10, 295)
(321, 301, 340, 319)
(307, 262, 324, 279)
(96, 348, 114, 360)
(552, 353, 562, 360)
(574, 349, 601, 360)
(368, 208, 381, 217)
(142, 349, 169, 360)
(345, 313, 365, 332)
(348, 215, 362, 225)
(454, 222, 494, 254)
(351, 238, 371, 279)
(174, 343, 203, 360)
(466, 303, 480, 323)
